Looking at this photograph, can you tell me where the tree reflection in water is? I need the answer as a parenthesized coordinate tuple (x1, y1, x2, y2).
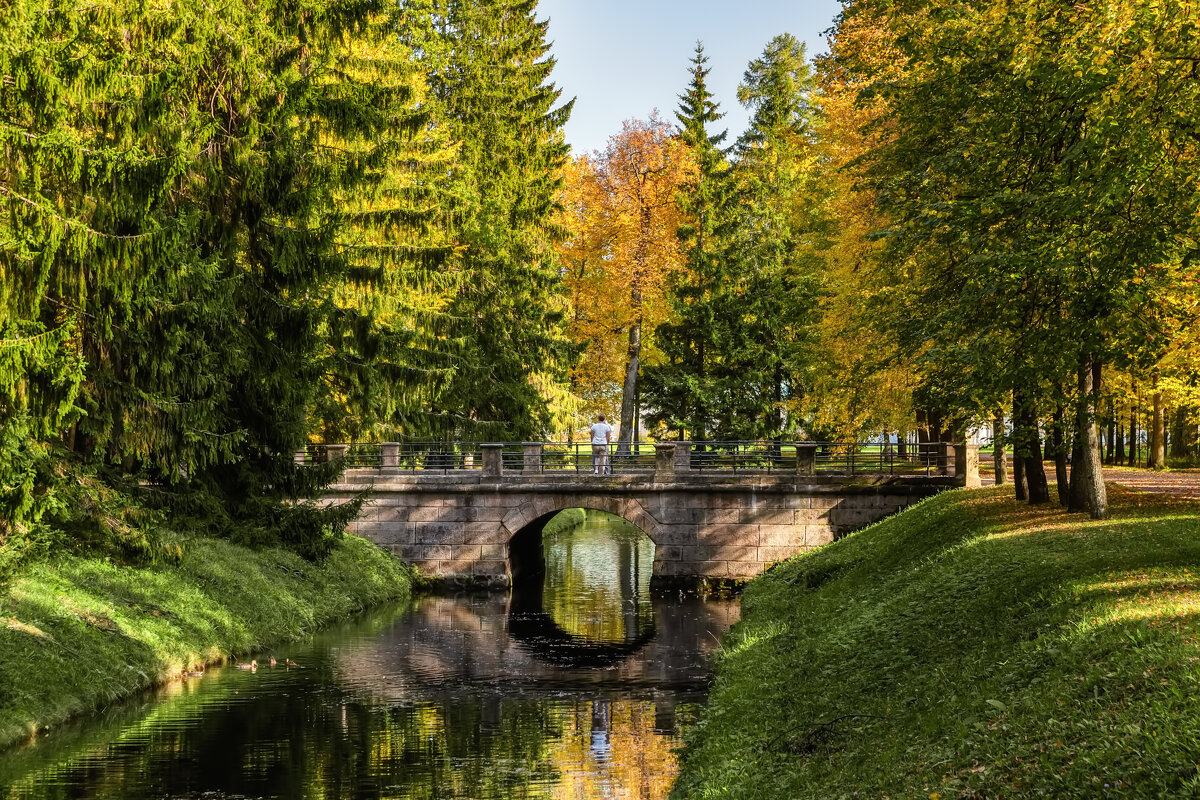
(0, 512, 737, 799)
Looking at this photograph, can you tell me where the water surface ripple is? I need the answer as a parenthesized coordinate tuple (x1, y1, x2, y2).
(0, 511, 739, 799)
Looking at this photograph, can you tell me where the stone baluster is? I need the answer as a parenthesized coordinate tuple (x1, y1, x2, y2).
(481, 443, 504, 478)
(674, 441, 693, 473)
(655, 443, 677, 480)
(523, 442, 543, 473)
(795, 443, 817, 477)
(954, 444, 981, 488)
(325, 444, 349, 463)
(380, 442, 400, 471)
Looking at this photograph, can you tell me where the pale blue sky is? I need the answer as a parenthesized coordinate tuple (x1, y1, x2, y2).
(538, 0, 844, 155)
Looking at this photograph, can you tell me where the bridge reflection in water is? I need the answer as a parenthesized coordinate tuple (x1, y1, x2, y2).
(0, 512, 738, 800)
(337, 511, 732, 693)
(328, 511, 739, 797)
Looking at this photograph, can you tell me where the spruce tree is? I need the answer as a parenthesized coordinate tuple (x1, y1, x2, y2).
(715, 34, 826, 441)
(1, 0, 462, 567)
(407, 0, 575, 440)
(182, 0, 459, 554)
(642, 43, 734, 442)
(0, 0, 217, 566)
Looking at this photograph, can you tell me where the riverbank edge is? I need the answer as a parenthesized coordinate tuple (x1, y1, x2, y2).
(0, 534, 414, 753)
(671, 484, 1200, 799)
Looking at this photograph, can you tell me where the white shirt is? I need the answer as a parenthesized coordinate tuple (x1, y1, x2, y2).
(590, 421, 613, 445)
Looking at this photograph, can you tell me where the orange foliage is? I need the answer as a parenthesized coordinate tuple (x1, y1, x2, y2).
(810, 12, 919, 438)
(557, 117, 696, 428)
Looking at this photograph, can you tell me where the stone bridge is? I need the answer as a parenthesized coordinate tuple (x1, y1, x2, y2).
(322, 441, 980, 586)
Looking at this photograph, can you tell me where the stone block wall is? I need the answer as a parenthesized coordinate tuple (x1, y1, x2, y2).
(324, 474, 950, 584)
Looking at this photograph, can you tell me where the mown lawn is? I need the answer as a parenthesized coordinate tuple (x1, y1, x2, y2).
(0, 535, 412, 752)
(672, 485, 1200, 799)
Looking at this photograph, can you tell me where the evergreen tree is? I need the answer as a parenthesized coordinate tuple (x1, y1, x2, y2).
(648, 35, 825, 443)
(307, 24, 464, 444)
(642, 43, 734, 442)
(714, 34, 827, 441)
(0, 0, 222, 567)
(407, 0, 575, 440)
(182, 0, 458, 554)
(647, 35, 826, 443)
(1, 0, 462, 569)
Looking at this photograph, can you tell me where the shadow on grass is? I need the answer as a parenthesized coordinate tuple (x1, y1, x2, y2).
(678, 484, 1200, 799)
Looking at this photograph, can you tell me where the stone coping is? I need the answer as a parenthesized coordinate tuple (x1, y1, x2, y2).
(330, 470, 957, 494)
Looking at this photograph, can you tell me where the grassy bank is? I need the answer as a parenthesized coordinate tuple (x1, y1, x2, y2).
(0, 535, 413, 752)
(672, 485, 1200, 799)
(543, 507, 588, 538)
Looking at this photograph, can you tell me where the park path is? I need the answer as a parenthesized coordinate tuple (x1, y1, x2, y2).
(1099, 468, 1200, 499)
(979, 455, 1200, 499)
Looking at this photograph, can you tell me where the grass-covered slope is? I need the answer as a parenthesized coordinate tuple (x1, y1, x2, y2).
(672, 485, 1200, 799)
(0, 536, 412, 752)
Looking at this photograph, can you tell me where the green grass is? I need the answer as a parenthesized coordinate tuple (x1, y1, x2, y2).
(0, 535, 413, 752)
(542, 507, 587, 538)
(671, 485, 1200, 799)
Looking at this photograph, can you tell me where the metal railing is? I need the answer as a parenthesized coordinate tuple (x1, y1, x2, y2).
(686, 441, 944, 475)
(811, 442, 944, 477)
(300, 442, 485, 472)
(297, 440, 956, 478)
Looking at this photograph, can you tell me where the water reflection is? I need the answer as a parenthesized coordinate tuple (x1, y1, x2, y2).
(541, 512, 655, 644)
(510, 511, 657, 669)
(0, 512, 738, 799)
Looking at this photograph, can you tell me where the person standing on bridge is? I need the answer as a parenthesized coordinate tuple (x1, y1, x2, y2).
(590, 414, 613, 475)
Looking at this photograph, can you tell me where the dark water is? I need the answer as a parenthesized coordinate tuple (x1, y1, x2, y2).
(0, 512, 738, 799)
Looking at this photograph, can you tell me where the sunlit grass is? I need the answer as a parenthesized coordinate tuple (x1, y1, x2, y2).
(672, 485, 1200, 800)
(0, 536, 413, 752)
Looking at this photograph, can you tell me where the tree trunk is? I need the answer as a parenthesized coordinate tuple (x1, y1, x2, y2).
(618, 316, 642, 457)
(1013, 446, 1028, 500)
(1052, 404, 1069, 507)
(1012, 394, 1027, 500)
(1025, 440, 1051, 504)
(693, 340, 706, 441)
(1105, 398, 1115, 464)
(916, 410, 930, 444)
(1068, 355, 1107, 519)
(1171, 405, 1194, 458)
(898, 432, 908, 459)
(929, 411, 947, 471)
(992, 412, 1007, 485)
(1128, 389, 1138, 466)
(1014, 388, 1050, 504)
(774, 364, 784, 440)
(1115, 421, 1126, 464)
(634, 378, 641, 444)
(1149, 368, 1164, 469)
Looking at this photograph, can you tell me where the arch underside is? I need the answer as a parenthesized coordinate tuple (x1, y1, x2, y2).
(500, 495, 661, 546)
(503, 496, 662, 587)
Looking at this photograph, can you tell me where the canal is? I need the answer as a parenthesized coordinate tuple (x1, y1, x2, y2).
(0, 511, 739, 799)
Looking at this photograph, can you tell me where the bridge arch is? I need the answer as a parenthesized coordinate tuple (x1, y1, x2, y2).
(503, 496, 661, 588)
(499, 495, 662, 545)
